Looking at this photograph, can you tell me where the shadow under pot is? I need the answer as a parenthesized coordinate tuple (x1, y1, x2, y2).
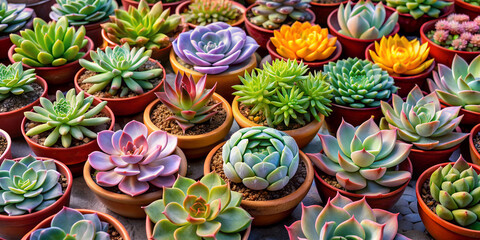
(387, 4, 454, 35)
(176, 0, 247, 29)
(310, 0, 349, 27)
(469, 123, 480, 166)
(0, 128, 11, 163)
(0, 9, 35, 62)
(454, 0, 480, 22)
(121, 0, 187, 12)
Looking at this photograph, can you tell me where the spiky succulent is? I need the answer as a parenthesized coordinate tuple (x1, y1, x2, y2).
(429, 155, 480, 229)
(24, 89, 110, 148)
(286, 192, 402, 240)
(0, 62, 36, 101)
(144, 173, 252, 239)
(79, 44, 163, 96)
(10, 17, 88, 67)
(50, 0, 117, 25)
(323, 58, 397, 108)
(29, 207, 110, 240)
(380, 85, 469, 150)
(0, 155, 63, 216)
(233, 59, 333, 127)
(428, 55, 480, 113)
(102, 0, 182, 51)
(250, 0, 313, 30)
(0, 0, 33, 35)
(155, 72, 220, 133)
(337, 0, 398, 39)
(183, 0, 241, 26)
(89, 120, 182, 197)
(386, 0, 452, 19)
(173, 22, 259, 74)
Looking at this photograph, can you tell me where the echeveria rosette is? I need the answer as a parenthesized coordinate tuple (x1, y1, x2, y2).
(307, 118, 412, 195)
(144, 173, 252, 239)
(0, 156, 63, 216)
(0, 0, 33, 35)
(50, 0, 117, 26)
(380, 85, 469, 150)
(0, 62, 36, 101)
(286, 192, 403, 240)
(88, 120, 181, 197)
(29, 207, 110, 240)
(172, 22, 259, 74)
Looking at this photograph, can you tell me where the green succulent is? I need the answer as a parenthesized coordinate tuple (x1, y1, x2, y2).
(386, 0, 452, 19)
(136, 0, 181, 2)
(50, 0, 117, 26)
(0, 62, 36, 101)
(24, 89, 110, 148)
(462, 0, 480, 6)
(0, 0, 33, 35)
(183, 0, 241, 26)
(250, 0, 313, 30)
(10, 17, 88, 67)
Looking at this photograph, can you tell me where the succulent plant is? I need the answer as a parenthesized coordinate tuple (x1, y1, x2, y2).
(88, 120, 181, 197)
(0, 62, 36, 101)
(10, 17, 88, 67)
(183, 0, 241, 26)
(427, 14, 480, 52)
(0, 0, 33, 35)
(50, 0, 117, 26)
(24, 89, 110, 148)
(102, 0, 182, 51)
(155, 72, 220, 133)
(173, 22, 259, 74)
(380, 85, 469, 150)
(369, 34, 434, 76)
(429, 155, 480, 228)
(323, 58, 397, 108)
(29, 207, 110, 240)
(337, 0, 398, 39)
(0, 155, 63, 216)
(270, 21, 337, 61)
(79, 44, 163, 96)
(428, 54, 480, 113)
(144, 172, 252, 239)
(286, 192, 402, 240)
(462, 0, 480, 6)
(386, 0, 452, 19)
(250, 0, 313, 30)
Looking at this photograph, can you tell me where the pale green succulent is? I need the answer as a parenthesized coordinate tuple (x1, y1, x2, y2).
(0, 62, 36, 101)
(0, 0, 34, 35)
(50, 0, 117, 25)
(250, 0, 313, 30)
(386, 0, 452, 19)
(183, 0, 241, 26)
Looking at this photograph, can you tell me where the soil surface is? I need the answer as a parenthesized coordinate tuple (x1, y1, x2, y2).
(0, 136, 6, 156)
(108, 225, 123, 240)
(474, 134, 480, 154)
(0, 83, 43, 113)
(420, 179, 438, 213)
(239, 102, 306, 131)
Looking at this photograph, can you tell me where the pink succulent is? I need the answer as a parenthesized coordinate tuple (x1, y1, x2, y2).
(447, 13, 470, 23)
(471, 34, 480, 47)
(462, 21, 479, 33)
(435, 19, 450, 31)
(475, 16, 480, 26)
(452, 38, 468, 50)
(460, 32, 473, 41)
(433, 30, 449, 42)
(448, 20, 465, 35)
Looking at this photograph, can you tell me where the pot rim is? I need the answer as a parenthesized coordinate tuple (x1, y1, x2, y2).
(0, 129, 11, 160)
(469, 123, 480, 159)
(454, 0, 480, 11)
(310, 0, 349, 7)
(176, 0, 247, 29)
(122, 0, 187, 7)
(0, 76, 48, 117)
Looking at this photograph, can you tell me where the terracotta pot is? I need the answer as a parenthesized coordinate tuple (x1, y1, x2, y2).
(324, 101, 387, 134)
(314, 156, 413, 210)
(311, 0, 349, 27)
(204, 142, 314, 226)
(74, 58, 166, 116)
(121, 0, 187, 12)
(0, 76, 48, 138)
(365, 42, 435, 97)
(176, 0, 246, 29)
(22, 208, 130, 240)
(440, 101, 480, 128)
(469, 123, 480, 166)
(143, 93, 234, 159)
(409, 143, 461, 178)
(21, 98, 115, 176)
(232, 96, 323, 148)
(170, 50, 257, 103)
(417, 162, 480, 240)
(0, 157, 73, 240)
(244, 4, 316, 49)
(387, 4, 454, 35)
(420, 19, 480, 66)
(0, 129, 12, 162)
(327, 7, 400, 59)
(266, 38, 342, 72)
(455, 0, 480, 20)
(0, 9, 35, 61)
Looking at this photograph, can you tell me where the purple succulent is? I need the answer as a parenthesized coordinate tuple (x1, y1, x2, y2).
(433, 30, 449, 42)
(447, 13, 469, 22)
(435, 19, 450, 30)
(452, 38, 468, 50)
(471, 34, 480, 47)
(462, 21, 479, 33)
(88, 120, 182, 197)
(172, 22, 259, 74)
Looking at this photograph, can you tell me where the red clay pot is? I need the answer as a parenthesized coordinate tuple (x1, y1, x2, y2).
(409, 143, 461, 178)
(455, 0, 480, 21)
(0, 157, 73, 240)
(266, 38, 342, 72)
(324, 101, 388, 134)
(0, 9, 35, 61)
(176, 0, 246, 29)
(121, 0, 187, 12)
(0, 129, 12, 162)
(0, 76, 48, 138)
(365, 42, 435, 97)
(417, 162, 480, 240)
(311, 0, 349, 27)
(387, 4, 454, 35)
(469, 123, 480, 166)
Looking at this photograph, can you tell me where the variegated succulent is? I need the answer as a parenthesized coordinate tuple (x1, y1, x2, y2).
(250, 0, 313, 30)
(50, 0, 117, 25)
(0, 62, 36, 101)
(0, 0, 34, 35)
(183, 0, 241, 26)
(386, 0, 452, 19)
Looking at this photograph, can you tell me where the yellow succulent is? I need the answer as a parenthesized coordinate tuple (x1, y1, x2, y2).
(369, 34, 434, 76)
(271, 21, 337, 62)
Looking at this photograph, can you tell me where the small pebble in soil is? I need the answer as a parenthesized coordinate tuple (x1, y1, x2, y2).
(108, 225, 123, 240)
(0, 83, 43, 113)
(474, 133, 480, 154)
(0, 136, 6, 156)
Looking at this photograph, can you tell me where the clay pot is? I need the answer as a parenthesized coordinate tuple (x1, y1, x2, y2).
(327, 7, 400, 59)
(310, 0, 348, 27)
(15, 0, 54, 21)
(21, 98, 115, 176)
(0, 9, 35, 61)
(170, 50, 257, 103)
(0, 76, 48, 138)
(244, 4, 316, 49)
(22, 209, 130, 240)
(83, 147, 187, 218)
(469, 123, 480, 165)
(0, 129, 12, 162)
(121, 0, 187, 12)
(0, 157, 73, 240)
(204, 142, 314, 226)
(314, 156, 413, 210)
(440, 101, 480, 128)
(454, 0, 480, 20)
(409, 144, 462, 178)
(420, 19, 480, 66)
(365, 43, 435, 97)
(387, 4, 454, 35)
(266, 38, 342, 72)
(417, 162, 480, 240)
(74, 58, 166, 116)
(232, 96, 324, 148)
(143, 93, 234, 159)
(324, 101, 387, 134)
(176, 0, 246, 29)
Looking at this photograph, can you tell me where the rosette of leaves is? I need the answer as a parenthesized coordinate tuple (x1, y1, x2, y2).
(386, 0, 452, 19)
(426, 14, 480, 52)
(0, 155, 63, 216)
(144, 173, 252, 239)
(380, 85, 469, 150)
(323, 58, 397, 108)
(0, 0, 33, 35)
(0, 62, 36, 101)
(50, 0, 117, 26)
(24, 89, 110, 148)
(10, 17, 88, 67)
(183, 0, 241, 26)
(250, 0, 313, 30)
